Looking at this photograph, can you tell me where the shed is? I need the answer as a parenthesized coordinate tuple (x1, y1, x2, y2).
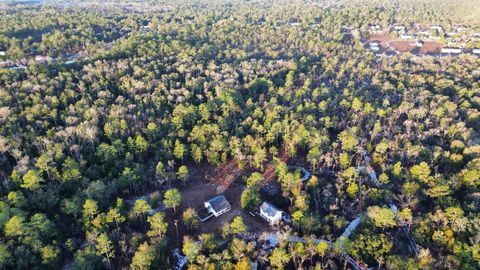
(204, 195, 231, 217)
(260, 202, 283, 225)
(300, 168, 312, 182)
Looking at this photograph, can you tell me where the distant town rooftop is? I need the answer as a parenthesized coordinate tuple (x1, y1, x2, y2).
(260, 202, 283, 218)
(204, 195, 231, 217)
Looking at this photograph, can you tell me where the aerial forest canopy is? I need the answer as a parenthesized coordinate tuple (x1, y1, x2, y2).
(0, 0, 479, 269)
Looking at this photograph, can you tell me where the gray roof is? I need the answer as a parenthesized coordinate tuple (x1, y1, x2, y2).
(300, 168, 311, 182)
(260, 202, 283, 218)
(206, 195, 230, 213)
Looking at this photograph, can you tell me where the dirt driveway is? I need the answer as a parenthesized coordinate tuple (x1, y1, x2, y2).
(165, 181, 271, 248)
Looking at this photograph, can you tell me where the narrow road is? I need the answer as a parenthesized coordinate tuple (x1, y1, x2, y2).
(273, 212, 367, 270)
(339, 215, 362, 239)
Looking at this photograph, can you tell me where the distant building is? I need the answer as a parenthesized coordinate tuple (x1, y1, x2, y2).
(369, 42, 380, 52)
(412, 40, 424, 47)
(386, 51, 396, 58)
(259, 202, 284, 226)
(430, 25, 443, 31)
(472, 49, 480, 55)
(141, 25, 150, 33)
(401, 35, 415, 39)
(0, 51, 5, 56)
(441, 47, 462, 54)
(369, 24, 382, 32)
(35, 55, 53, 62)
(204, 195, 231, 217)
(65, 53, 81, 61)
(341, 26, 352, 33)
(300, 167, 312, 182)
(393, 25, 406, 32)
(454, 25, 466, 32)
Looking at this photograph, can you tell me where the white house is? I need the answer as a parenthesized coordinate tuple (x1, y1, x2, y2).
(260, 202, 283, 225)
(472, 49, 480, 55)
(430, 25, 443, 31)
(204, 195, 231, 217)
(454, 25, 466, 32)
(141, 25, 150, 33)
(418, 31, 430, 37)
(412, 40, 424, 47)
(369, 24, 382, 32)
(0, 51, 5, 56)
(400, 35, 415, 39)
(300, 167, 312, 182)
(441, 47, 462, 54)
(393, 25, 406, 32)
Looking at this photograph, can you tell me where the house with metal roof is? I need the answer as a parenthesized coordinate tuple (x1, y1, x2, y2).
(204, 195, 231, 217)
(259, 202, 284, 226)
(441, 47, 462, 55)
